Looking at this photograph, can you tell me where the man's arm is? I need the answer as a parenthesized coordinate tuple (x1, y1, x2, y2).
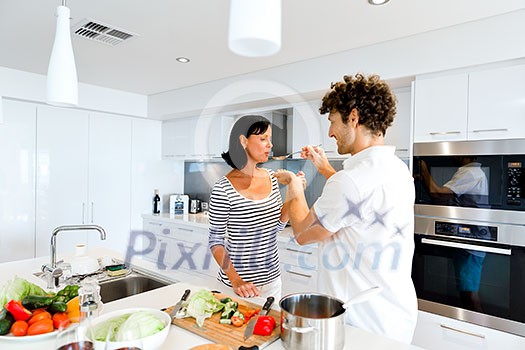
(274, 171, 335, 245)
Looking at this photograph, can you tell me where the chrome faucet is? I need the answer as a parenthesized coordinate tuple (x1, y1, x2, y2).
(42, 224, 107, 288)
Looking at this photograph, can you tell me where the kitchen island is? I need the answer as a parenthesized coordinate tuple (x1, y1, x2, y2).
(0, 248, 424, 350)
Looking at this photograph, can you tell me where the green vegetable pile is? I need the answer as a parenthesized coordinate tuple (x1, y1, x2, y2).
(175, 289, 225, 327)
(92, 311, 165, 341)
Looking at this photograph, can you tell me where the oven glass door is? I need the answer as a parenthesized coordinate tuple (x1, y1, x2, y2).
(412, 234, 525, 324)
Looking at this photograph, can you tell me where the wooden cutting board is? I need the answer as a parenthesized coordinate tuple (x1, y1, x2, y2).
(169, 293, 281, 349)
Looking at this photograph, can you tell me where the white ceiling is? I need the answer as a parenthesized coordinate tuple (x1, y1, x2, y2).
(1, 0, 524, 96)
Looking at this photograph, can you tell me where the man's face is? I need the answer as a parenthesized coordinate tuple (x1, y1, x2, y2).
(328, 111, 355, 155)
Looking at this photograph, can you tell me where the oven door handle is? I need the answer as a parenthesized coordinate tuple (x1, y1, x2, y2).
(421, 238, 512, 256)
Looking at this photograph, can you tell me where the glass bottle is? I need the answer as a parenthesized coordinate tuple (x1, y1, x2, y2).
(153, 189, 161, 215)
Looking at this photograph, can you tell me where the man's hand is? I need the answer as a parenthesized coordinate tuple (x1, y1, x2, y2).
(273, 169, 300, 186)
(301, 144, 336, 179)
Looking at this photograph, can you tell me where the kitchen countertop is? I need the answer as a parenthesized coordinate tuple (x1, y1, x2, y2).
(0, 248, 424, 350)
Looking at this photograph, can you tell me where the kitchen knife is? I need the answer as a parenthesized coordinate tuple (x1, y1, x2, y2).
(166, 289, 191, 318)
(243, 296, 274, 340)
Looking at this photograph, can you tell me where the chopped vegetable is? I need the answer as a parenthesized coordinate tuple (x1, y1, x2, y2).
(0, 277, 47, 308)
(5, 300, 32, 322)
(178, 289, 225, 327)
(253, 316, 276, 336)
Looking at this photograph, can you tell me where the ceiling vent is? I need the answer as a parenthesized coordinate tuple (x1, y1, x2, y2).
(72, 19, 137, 46)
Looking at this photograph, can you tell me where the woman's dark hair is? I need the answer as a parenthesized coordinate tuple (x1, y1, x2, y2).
(319, 73, 397, 137)
(221, 115, 270, 169)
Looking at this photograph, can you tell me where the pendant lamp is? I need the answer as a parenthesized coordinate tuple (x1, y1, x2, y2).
(46, 1, 78, 107)
(228, 0, 281, 57)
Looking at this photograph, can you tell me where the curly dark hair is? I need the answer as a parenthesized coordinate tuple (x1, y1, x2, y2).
(221, 115, 270, 169)
(319, 73, 397, 136)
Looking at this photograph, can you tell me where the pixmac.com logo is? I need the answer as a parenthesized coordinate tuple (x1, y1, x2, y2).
(123, 229, 406, 273)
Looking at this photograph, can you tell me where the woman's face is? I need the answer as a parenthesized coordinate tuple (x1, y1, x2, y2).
(245, 126, 273, 163)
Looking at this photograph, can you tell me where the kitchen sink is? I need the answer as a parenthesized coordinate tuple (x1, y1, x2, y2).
(98, 271, 173, 303)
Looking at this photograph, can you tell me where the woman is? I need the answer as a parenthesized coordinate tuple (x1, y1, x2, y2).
(208, 115, 302, 299)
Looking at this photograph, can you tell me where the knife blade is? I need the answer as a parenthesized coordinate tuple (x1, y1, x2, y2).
(243, 296, 274, 340)
(166, 289, 191, 318)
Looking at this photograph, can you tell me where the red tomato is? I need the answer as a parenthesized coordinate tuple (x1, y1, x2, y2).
(231, 315, 244, 327)
(10, 320, 28, 337)
(52, 312, 70, 330)
(27, 311, 51, 326)
(27, 319, 54, 336)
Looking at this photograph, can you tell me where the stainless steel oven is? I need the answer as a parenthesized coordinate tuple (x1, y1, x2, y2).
(412, 140, 525, 336)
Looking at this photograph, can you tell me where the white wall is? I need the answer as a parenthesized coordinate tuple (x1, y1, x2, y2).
(149, 9, 525, 119)
(0, 66, 148, 118)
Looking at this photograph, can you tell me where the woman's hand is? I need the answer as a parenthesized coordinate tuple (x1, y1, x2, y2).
(231, 278, 260, 298)
(296, 170, 307, 190)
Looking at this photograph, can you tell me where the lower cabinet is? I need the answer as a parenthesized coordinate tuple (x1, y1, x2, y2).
(278, 238, 318, 296)
(142, 218, 218, 279)
(412, 311, 525, 350)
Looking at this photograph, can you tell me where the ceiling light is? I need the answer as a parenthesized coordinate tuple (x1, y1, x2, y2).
(46, 0, 78, 107)
(368, 0, 390, 5)
(228, 0, 281, 57)
(176, 57, 190, 63)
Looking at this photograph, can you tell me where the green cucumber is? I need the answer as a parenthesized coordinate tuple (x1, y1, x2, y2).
(21, 295, 55, 310)
(47, 301, 68, 313)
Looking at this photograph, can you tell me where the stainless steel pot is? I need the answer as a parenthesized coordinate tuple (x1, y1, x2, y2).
(280, 293, 345, 350)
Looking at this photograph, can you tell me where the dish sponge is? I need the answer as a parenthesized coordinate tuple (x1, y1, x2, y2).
(106, 264, 129, 277)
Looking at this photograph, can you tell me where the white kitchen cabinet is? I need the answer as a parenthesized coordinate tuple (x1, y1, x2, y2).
(36, 106, 133, 258)
(162, 115, 233, 160)
(468, 64, 525, 140)
(278, 238, 318, 296)
(36, 105, 90, 257)
(385, 87, 412, 160)
(414, 73, 469, 142)
(142, 218, 218, 279)
(291, 101, 324, 158)
(412, 311, 525, 350)
(0, 100, 36, 262)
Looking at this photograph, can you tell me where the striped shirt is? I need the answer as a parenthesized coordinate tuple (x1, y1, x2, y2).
(208, 168, 286, 287)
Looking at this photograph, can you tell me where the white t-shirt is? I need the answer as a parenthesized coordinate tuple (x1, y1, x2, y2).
(444, 162, 489, 208)
(313, 145, 418, 344)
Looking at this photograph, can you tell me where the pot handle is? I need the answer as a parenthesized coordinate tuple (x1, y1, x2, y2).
(282, 318, 316, 334)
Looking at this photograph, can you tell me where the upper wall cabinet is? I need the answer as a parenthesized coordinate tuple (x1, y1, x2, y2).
(385, 87, 412, 160)
(162, 115, 233, 160)
(414, 63, 525, 143)
(468, 64, 525, 140)
(414, 73, 469, 142)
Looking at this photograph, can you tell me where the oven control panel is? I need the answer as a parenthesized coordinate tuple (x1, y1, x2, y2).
(507, 161, 522, 205)
(435, 221, 497, 241)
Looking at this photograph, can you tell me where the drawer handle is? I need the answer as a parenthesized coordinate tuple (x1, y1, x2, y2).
(429, 131, 461, 135)
(148, 222, 163, 226)
(285, 270, 312, 278)
(396, 148, 409, 152)
(179, 227, 194, 232)
(286, 247, 313, 255)
(471, 128, 508, 133)
(439, 324, 486, 339)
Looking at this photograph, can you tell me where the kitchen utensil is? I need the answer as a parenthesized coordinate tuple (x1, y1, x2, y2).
(272, 144, 321, 160)
(167, 289, 191, 318)
(279, 287, 381, 350)
(243, 296, 274, 340)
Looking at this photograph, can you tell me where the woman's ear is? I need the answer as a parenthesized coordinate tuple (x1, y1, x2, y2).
(239, 135, 248, 149)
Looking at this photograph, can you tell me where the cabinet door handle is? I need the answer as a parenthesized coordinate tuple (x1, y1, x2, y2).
(396, 148, 409, 152)
(178, 227, 194, 232)
(148, 222, 163, 226)
(82, 202, 86, 224)
(286, 247, 313, 255)
(91, 202, 94, 223)
(471, 128, 508, 133)
(428, 131, 461, 135)
(285, 269, 312, 278)
(439, 324, 486, 339)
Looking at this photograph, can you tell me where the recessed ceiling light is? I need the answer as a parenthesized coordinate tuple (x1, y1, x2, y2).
(176, 57, 190, 63)
(368, 0, 390, 5)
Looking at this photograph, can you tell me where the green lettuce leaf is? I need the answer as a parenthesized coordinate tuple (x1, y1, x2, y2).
(0, 276, 47, 307)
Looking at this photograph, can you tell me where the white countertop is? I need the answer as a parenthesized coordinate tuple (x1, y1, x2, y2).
(0, 248, 424, 350)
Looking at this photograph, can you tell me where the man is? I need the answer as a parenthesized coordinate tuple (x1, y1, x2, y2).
(274, 73, 418, 343)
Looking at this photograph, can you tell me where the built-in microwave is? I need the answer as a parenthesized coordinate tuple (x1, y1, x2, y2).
(411, 140, 525, 336)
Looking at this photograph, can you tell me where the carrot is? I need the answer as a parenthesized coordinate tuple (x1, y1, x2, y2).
(27, 319, 54, 336)
(10, 320, 28, 336)
(27, 311, 52, 326)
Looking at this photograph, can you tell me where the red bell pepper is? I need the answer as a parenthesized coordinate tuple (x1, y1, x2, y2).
(253, 315, 276, 336)
(5, 300, 32, 322)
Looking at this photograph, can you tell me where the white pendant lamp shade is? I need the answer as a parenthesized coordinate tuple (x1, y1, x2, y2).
(46, 5, 78, 107)
(228, 0, 281, 57)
